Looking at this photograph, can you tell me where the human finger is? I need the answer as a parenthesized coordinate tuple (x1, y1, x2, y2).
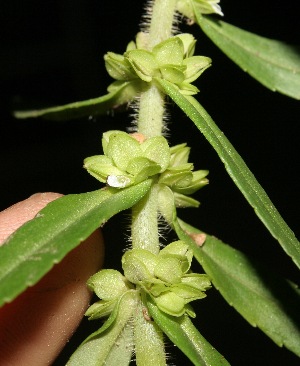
(0, 193, 104, 365)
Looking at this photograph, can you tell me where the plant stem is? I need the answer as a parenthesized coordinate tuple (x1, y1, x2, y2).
(137, 0, 177, 139)
(146, 0, 177, 50)
(137, 85, 165, 139)
(132, 0, 177, 254)
(131, 184, 160, 254)
(130, 1, 177, 362)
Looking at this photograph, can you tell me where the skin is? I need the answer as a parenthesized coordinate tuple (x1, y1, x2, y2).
(0, 193, 105, 365)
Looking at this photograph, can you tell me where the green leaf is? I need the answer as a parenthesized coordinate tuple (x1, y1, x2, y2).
(13, 80, 144, 120)
(174, 218, 300, 357)
(157, 77, 300, 269)
(67, 291, 137, 366)
(195, 13, 300, 99)
(0, 180, 152, 307)
(146, 294, 230, 366)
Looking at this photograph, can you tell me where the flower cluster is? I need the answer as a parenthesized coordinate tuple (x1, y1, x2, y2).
(84, 131, 208, 207)
(104, 33, 211, 96)
(84, 130, 170, 188)
(86, 241, 211, 321)
(122, 241, 211, 317)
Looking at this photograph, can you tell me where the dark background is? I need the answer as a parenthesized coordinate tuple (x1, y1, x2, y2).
(1, 0, 299, 365)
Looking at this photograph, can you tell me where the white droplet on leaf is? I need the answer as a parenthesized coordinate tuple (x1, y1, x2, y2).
(107, 175, 131, 188)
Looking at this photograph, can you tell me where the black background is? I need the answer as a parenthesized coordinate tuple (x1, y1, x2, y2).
(1, 1, 299, 365)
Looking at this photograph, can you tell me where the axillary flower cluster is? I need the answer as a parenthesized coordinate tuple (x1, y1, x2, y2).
(104, 32, 211, 96)
(86, 241, 211, 321)
(84, 130, 208, 208)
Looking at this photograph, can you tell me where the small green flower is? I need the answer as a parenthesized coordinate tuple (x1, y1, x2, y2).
(104, 52, 137, 81)
(122, 241, 211, 317)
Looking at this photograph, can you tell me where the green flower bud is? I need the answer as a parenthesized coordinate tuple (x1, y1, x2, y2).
(126, 157, 161, 184)
(181, 273, 212, 292)
(104, 52, 136, 81)
(159, 65, 186, 85)
(173, 192, 200, 208)
(122, 248, 158, 284)
(125, 49, 158, 82)
(174, 34, 197, 57)
(106, 132, 142, 171)
(140, 136, 170, 172)
(154, 256, 185, 284)
(102, 130, 127, 155)
(152, 37, 184, 66)
(87, 269, 132, 300)
(154, 290, 186, 317)
(158, 170, 193, 188)
(85, 299, 116, 320)
(157, 184, 175, 223)
(169, 143, 191, 166)
(183, 56, 211, 83)
(174, 169, 209, 195)
(159, 240, 193, 270)
(176, 81, 200, 95)
(84, 155, 119, 183)
(171, 283, 207, 301)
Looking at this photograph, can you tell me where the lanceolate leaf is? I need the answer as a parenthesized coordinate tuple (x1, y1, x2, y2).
(157, 78, 300, 269)
(0, 180, 152, 307)
(13, 80, 144, 120)
(67, 291, 137, 366)
(174, 217, 300, 357)
(146, 294, 230, 366)
(195, 12, 300, 99)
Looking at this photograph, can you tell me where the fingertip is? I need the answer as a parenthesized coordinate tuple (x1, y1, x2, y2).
(0, 229, 104, 365)
(0, 192, 63, 244)
(0, 193, 105, 365)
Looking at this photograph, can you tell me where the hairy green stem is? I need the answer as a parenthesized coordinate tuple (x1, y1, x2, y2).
(137, 0, 177, 139)
(137, 85, 165, 138)
(146, 0, 177, 50)
(132, 0, 177, 252)
(134, 294, 166, 365)
(130, 0, 178, 362)
(131, 184, 160, 254)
